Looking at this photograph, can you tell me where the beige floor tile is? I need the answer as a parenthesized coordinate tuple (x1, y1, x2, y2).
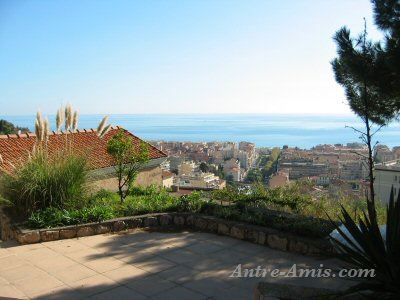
(14, 273, 64, 296)
(64, 248, 102, 263)
(51, 263, 97, 284)
(89, 285, 147, 300)
(83, 257, 126, 273)
(126, 274, 177, 297)
(29, 284, 86, 300)
(132, 256, 176, 273)
(45, 239, 91, 254)
(0, 283, 28, 299)
(0, 254, 27, 271)
(157, 265, 196, 284)
(33, 255, 77, 272)
(17, 247, 60, 263)
(1, 263, 47, 283)
(185, 241, 223, 255)
(103, 265, 150, 283)
(68, 274, 117, 296)
(151, 286, 207, 300)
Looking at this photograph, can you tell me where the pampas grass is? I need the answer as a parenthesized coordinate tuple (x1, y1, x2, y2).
(72, 110, 79, 132)
(56, 107, 64, 132)
(64, 104, 73, 131)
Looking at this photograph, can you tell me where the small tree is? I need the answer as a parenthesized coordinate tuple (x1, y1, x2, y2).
(107, 129, 150, 202)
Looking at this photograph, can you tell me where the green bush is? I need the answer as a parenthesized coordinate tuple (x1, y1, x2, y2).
(0, 148, 88, 215)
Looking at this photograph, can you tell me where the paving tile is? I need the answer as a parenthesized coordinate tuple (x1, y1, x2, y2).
(151, 286, 207, 300)
(126, 274, 177, 296)
(103, 265, 150, 283)
(14, 273, 64, 296)
(157, 248, 202, 264)
(29, 284, 85, 300)
(68, 274, 117, 296)
(51, 263, 97, 284)
(182, 277, 233, 297)
(17, 247, 60, 263)
(89, 285, 147, 300)
(0, 254, 26, 271)
(185, 241, 223, 255)
(83, 257, 126, 273)
(33, 255, 77, 272)
(132, 256, 176, 273)
(64, 248, 102, 263)
(45, 239, 91, 254)
(230, 242, 266, 255)
(157, 265, 196, 284)
(0, 263, 47, 283)
(0, 283, 28, 299)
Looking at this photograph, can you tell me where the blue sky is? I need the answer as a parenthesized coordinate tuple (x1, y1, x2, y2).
(0, 0, 381, 115)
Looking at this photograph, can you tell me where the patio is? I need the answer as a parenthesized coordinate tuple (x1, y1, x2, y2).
(0, 230, 352, 299)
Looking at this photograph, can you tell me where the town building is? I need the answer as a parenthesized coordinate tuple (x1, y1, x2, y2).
(375, 162, 400, 203)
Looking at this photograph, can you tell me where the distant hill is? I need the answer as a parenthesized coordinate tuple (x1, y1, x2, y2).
(0, 119, 29, 135)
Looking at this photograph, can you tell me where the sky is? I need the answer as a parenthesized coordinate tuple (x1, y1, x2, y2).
(0, 0, 383, 115)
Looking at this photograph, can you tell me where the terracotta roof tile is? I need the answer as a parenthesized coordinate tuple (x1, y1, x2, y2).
(0, 127, 166, 173)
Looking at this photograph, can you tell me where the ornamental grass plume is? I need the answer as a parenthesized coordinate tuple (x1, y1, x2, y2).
(97, 116, 109, 137)
(56, 107, 64, 132)
(64, 104, 73, 131)
(0, 154, 3, 165)
(99, 124, 111, 139)
(35, 111, 45, 142)
(43, 117, 50, 141)
(72, 110, 79, 132)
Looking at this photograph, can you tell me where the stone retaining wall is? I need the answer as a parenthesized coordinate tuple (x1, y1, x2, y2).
(0, 211, 335, 256)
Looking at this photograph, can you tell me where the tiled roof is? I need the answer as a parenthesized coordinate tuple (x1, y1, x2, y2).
(0, 127, 166, 173)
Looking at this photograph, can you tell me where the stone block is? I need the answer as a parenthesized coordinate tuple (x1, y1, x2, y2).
(194, 217, 208, 230)
(159, 215, 172, 226)
(186, 215, 195, 226)
(113, 220, 126, 232)
(76, 226, 95, 237)
(207, 220, 218, 233)
(144, 217, 159, 227)
(288, 240, 308, 254)
(217, 222, 230, 235)
(126, 218, 143, 229)
(95, 224, 110, 234)
(245, 229, 259, 243)
(17, 231, 40, 244)
(59, 229, 77, 239)
(267, 234, 287, 251)
(258, 231, 267, 245)
(230, 225, 245, 240)
(173, 216, 185, 226)
(40, 230, 60, 242)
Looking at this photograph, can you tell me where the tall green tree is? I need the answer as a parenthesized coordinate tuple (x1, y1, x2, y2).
(332, 0, 400, 224)
(107, 129, 150, 203)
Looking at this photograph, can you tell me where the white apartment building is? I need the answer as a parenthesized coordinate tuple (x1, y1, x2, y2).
(375, 163, 400, 203)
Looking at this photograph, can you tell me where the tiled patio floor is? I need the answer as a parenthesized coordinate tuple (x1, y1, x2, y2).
(0, 230, 353, 299)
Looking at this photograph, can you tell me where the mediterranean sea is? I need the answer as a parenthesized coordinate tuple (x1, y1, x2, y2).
(1, 114, 399, 149)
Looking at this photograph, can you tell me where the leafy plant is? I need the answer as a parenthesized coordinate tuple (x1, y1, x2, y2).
(330, 188, 400, 297)
(0, 149, 88, 215)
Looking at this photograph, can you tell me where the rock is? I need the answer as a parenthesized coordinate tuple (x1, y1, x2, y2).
(113, 221, 126, 232)
(159, 215, 172, 226)
(95, 224, 110, 234)
(144, 217, 159, 227)
(76, 226, 95, 237)
(267, 234, 287, 251)
(258, 231, 267, 245)
(207, 220, 218, 233)
(288, 240, 308, 254)
(174, 216, 185, 226)
(126, 218, 143, 229)
(245, 229, 259, 243)
(230, 225, 245, 240)
(59, 229, 77, 239)
(40, 230, 60, 242)
(186, 215, 195, 226)
(217, 223, 230, 235)
(17, 231, 40, 244)
(194, 217, 208, 230)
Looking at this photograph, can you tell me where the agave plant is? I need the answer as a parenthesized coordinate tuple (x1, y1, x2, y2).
(330, 188, 400, 297)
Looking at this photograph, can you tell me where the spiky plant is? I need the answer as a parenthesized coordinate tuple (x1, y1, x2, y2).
(35, 111, 45, 142)
(64, 104, 73, 131)
(97, 116, 109, 138)
(43, 118, 49, 141)
(330, 188, 400, 298)
(56, 107, 64, 132)
(72, 110, 79, 132)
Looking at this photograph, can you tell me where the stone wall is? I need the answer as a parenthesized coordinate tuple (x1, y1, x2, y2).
(3, 212, 335, 257)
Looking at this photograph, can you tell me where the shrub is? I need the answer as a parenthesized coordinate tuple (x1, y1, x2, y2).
(0, 149, 88, 215)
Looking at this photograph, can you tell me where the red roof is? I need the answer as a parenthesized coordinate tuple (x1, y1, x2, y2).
(0, 127, 166, 173)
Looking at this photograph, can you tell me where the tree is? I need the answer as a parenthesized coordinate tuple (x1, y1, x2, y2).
(331, 1, 400, 224)
(107, 129, 150, 203)
(199, 162, 209, 173)
(246, 169, 263, 183)
(0, 119, 29, 135)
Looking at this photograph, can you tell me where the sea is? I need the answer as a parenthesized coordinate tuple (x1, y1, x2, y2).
(1, 114, 399, 149)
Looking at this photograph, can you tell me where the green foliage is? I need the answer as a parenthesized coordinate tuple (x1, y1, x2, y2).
(199, 162, 209, 173)
(107, 129, 150, 202)
(0, 149, 88, 215)
(330, 188, 400, 297)
(0, 119, 29, 135)
(246, 169, 263, 183)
